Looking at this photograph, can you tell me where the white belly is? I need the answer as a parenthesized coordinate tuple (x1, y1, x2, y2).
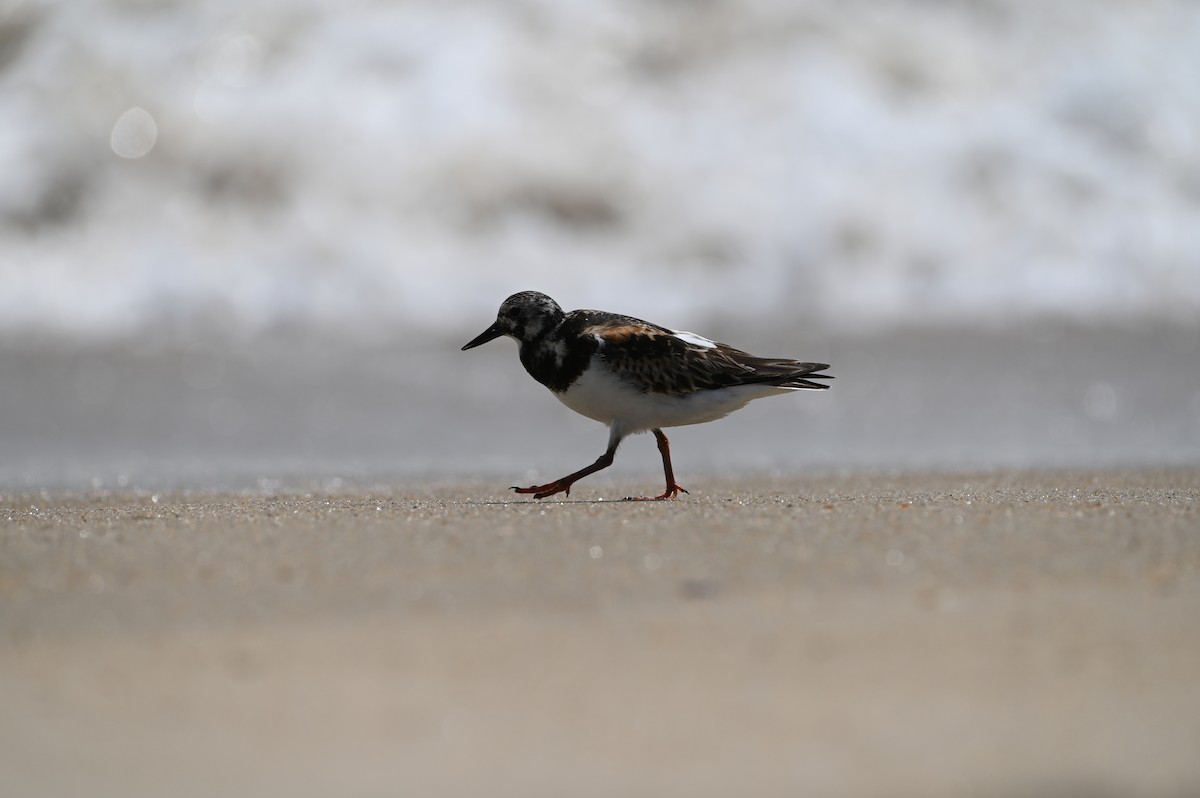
(553, 358, 791, 436)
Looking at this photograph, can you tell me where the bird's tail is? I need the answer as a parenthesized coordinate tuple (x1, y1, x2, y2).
(746, 361, 833, 390)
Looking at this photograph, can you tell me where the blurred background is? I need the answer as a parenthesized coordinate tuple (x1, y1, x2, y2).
(2, 0, 1198, 489)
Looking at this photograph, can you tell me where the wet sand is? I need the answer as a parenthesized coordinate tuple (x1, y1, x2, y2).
(2, 469, 1198, 797)
(5, 323, 1199, 490)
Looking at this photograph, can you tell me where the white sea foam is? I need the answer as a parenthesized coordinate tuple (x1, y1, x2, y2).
(2, 1, 1198, 342)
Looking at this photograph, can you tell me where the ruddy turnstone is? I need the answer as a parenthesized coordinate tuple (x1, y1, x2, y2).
(462, 291, 833, 500)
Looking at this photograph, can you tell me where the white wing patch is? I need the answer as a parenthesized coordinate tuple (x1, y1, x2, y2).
(671, 330, 717, 349)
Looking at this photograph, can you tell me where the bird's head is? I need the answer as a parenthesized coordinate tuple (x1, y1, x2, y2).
(461, 291, 565, 350)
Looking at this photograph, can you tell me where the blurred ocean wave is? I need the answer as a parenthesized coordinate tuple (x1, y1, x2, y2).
(2, 1, 1198, 343)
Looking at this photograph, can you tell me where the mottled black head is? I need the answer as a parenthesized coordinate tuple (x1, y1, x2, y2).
(461, 291, 565, 350)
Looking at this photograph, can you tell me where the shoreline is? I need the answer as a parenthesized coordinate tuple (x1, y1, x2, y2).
(4, 323, 1198, 491)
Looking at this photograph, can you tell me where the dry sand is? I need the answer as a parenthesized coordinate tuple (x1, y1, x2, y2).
(2, 470, 1199, 797)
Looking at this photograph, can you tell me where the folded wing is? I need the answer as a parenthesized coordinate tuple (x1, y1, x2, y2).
(585, 319, 833, 396)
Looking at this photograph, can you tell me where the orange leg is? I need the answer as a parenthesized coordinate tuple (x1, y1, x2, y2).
(513, 429, 688, 501)
(623, 428, 689, 501)
(512, 440, 618, 499)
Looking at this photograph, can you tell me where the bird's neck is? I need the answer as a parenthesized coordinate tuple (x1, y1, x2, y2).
(518, 324, 593, 393)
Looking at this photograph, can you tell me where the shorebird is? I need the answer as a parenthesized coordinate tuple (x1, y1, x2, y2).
(462, 291, 832, 500)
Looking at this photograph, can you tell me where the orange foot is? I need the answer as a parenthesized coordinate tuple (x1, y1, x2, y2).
(511, 480, 573, 500)
(623, 484, 689, 502)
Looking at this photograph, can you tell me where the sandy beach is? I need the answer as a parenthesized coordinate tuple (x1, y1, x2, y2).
(2, 469, 1198, 797)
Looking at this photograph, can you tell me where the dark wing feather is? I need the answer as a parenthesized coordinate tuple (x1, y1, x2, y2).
(576, 313, 833, 396)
